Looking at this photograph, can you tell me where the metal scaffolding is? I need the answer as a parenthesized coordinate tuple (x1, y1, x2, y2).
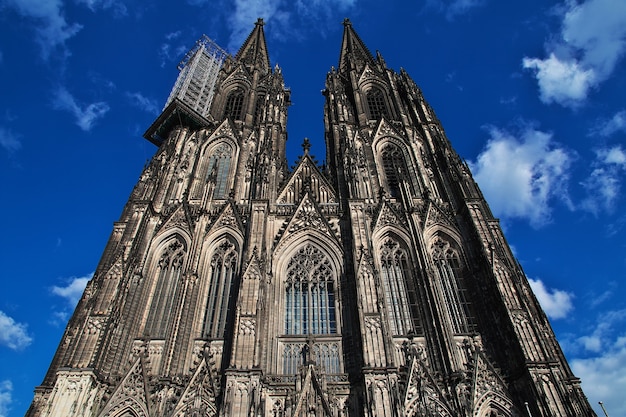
(164, 35, 228, 118)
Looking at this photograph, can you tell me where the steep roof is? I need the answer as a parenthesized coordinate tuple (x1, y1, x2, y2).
(338, 18, 376, 73)
(235, 17, 271, 74)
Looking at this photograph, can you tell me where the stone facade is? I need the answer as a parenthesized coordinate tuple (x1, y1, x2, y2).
(26, 19, 595, 417)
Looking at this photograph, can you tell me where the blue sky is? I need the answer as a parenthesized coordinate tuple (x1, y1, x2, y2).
(1, 0, 625, 416)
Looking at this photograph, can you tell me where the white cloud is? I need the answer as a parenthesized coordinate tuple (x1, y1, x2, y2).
(468, 126, 573, 227)
(51, 273, 92, 307)
(522, 54, 596, 107)
(591, 110, 626, 137)
(0, 127, 21, 153)
(528, 278, 574, 320)
(580, 146, 626, 215)
(523, 0, 626, 107)
(0, 380, 12, 417)
(0, 310, 33, 350)
(52, 87, 110, 131)
(573, 340, 626, 417)
(126, 92, 159, 115)
(2, 0, 82, 59)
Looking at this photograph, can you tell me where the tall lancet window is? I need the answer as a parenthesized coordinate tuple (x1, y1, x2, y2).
(145, 238, 185, 338)
(284, 244, 337, 335)
(432, 236, 471, 334)
(366, 87, 388, 120)
(206, 143, 233, 199)
(224, 88, 245, 121)
(381, 143, 412, 198)
(202, 238, 239, 339)
(379, 238, 421, 336)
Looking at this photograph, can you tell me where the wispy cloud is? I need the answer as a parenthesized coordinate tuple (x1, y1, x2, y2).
(0, 380, 12, 417)
(126, 92, 159, 115)
(159, 31, 188, 68)
(468, 126, 573, 228)
(0, 127, 21, 153)
(523, 0, 626, 108)
(52, 87, 110, 131)
(2, 0, 82, 59)
(528, 278, 574, 320)
(590, 110, 626, 138)
(424, 0, 486, 21)
(570, 309, 626, 416)
(0, 310, 33, 351)
(75, 0, 128, 17)
(580, 146, 626, 215)
(51, 273, 92, 307)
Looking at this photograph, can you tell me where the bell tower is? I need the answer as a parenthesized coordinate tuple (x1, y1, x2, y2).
(26, 19, 595, 417)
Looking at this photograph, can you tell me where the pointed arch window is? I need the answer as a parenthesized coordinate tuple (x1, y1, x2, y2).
(379, 238, 422, 336)
(206, 143, 233, 199)
(145, 239, 185, 338)
(202, 238, 239, 339)
(224, 88, 245, 121)
(432, 237, 472, 334)
(381, 143, 412, 198)
(366, 87, 388, 120)
(284, 244, 337, 335)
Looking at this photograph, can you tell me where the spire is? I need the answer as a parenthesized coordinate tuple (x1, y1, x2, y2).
(338, 18, 375, 73)
(235, 18, 271, 73)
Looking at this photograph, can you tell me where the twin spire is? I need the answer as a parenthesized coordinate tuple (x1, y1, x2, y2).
(235, 18, 374, 74)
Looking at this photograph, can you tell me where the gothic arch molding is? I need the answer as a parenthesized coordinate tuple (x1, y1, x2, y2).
(196, 232, 243, 339)
(273, 230, 343, 275)
(193, 137, 240, 200)
(372, 137, 420, 198)
(474, 392, 515, 417)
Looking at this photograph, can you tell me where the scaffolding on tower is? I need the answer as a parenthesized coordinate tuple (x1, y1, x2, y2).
(164, 35, 228, 118)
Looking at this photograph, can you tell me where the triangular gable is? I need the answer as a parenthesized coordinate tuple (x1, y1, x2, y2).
(293, 365, 333, 417)
(97, 357, 150, 417)
(424, 200, 456, 230)
(404, 357, 453, 417)
(170, 358, 218, 417)
(358, 63, 385, 86)
(205, 201, 245, 236)
(206, 118, 238, 143)
(372, 200, 407, 232)
(156, 204, 191, 235)
(277, 154, 337, 205)
(275, 193, 339, 247)
(471, 350, 515, 416)
(373, 118, 405, 141)
(222, 64, 252, 89)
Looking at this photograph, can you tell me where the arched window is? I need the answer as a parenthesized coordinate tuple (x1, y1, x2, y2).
(202, 238, 238, 339)
(366, 87, 388, 120)
(284, 244, 337, 335)
(379, 238, 421, 336)
(224, 88, 245, 121)
(206, 143, 233, 199)
(432, 236, 472, 334)
(145, 238, 185, 338)
(381, 143, 412, 198)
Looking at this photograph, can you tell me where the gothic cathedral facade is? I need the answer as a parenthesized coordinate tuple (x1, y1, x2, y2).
(27, 20, 595, 417)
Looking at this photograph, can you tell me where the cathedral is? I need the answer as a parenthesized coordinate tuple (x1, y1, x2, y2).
(26, 19, 595, 417)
